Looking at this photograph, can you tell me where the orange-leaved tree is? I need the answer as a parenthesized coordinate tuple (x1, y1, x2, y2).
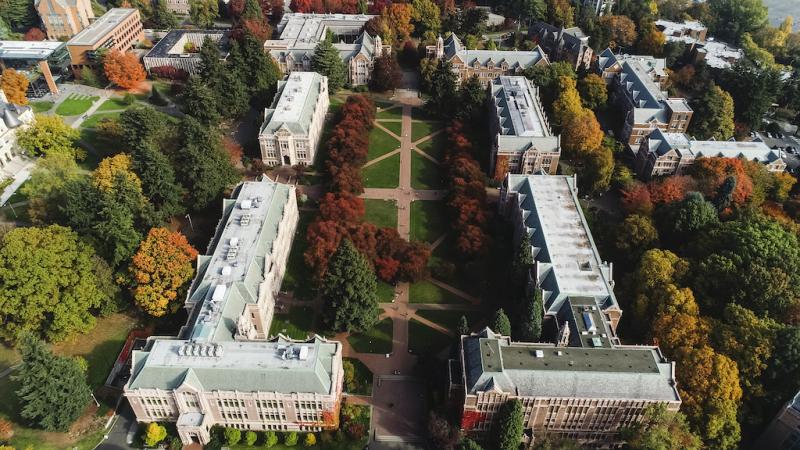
(1, 68, 30, 105)
(131, 228, 198, 317)
(103, 50, 146, 90)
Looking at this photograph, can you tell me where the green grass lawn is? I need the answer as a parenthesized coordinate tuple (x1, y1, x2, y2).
(363, 198, 397, 229)
(282, 211, 316, 301)
(367, 127, 400, 160)
(416, 132, 446, 161)
(410, 200, 447, 243)
(55, 93, 99, 116)
(415, 309, 482, 334)
(30, 100, 54, 113)
(0, 343, 19, 372)
(428, 236, 487, 298)
(80, 111, 121, 128)
(378, 120, 402, 137)
(408, 319, 454, 356)
(377, 106, 403, 120)
(411, 121, 442, 143)
(344, 357, 373, 396)
(96, 97, 133, 111)
(347, 318, 393, 354)
(362, 153, 400, 188)
(269, 306, 316, 340)
(409, 280, 470, 304)
(377, 281, 396, 303)
(411, 151, 444, 190)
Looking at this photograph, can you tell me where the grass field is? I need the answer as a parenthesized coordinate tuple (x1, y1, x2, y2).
(411, 121, 441, 142)
(416, 132, 446, 161)
(362, 153, 400, 188)
(367, 127, 400, 160)
(347, 318, 393, 354)
(282, 211, 316, 300)
(377, 281, 396, 303)
(344, 357, 373, 396)
(410, 200, 447, 243)
(96, 97, 133, 111)
(55, 93, 99, 116)
(0, 343, 19, 372)
(30, 100, 54, 113)
(376, 106, 403, 120)
(408, 280, 469, 304)
(379, 120, 402, 137)
(411, 151, 444, 190)
(363, 199, 397, 229)
(408, 319, 454, 356)
(269, 306, 316, 340)
(80, 111, 121, 128)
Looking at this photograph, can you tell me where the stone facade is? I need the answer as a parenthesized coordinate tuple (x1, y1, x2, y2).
(35, 0, 94, 40)
(529, 23, 593, 71)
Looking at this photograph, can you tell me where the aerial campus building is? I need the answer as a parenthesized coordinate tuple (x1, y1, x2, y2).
(264, 14, 389, 86)
(35, 0, 94, 40)
(427, 34, 550, 84)
(529, 22, 593, 71)
(0, 40, 71, 96)
(66, 8, 144, 77)
(124, 180, 344, 445)
(143, 29, 230, 76)
(758, 390, 800, 450)
(0, 90, 34, 179)
(259, 72, 329, 167)
(654, 19, 743, 70)
(452, 174, 681, 448)
(488, 76, 560, 180)
(635, 128, 787, 179)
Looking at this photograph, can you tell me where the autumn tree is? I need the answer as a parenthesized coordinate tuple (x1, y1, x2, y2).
(577, 74, 607, 110)
(144, 423, 168, 447)
(17, 114, 80, 158)
(615, 214, 658, 261)
(637, 21, 666, 55)
(562, 108, 604, 156)
(546, 0, 573, 27)
(385, 3, 415, 44)
(411, 0, 441, 36)
(321, 239, 380, 332)
(688, 85, 735, 141)
(551, 75, 582, 128)
(0, 68, 29, 104)
(687, 157, 753, 208)
(23, 26, 45, 40)
(103, 49, 146, 90)
(648, 175, 695, 204)
(619, 404, 702, 450)
(370, 54, 402, 92)
(598, 15, 636, 50)
(93, 153, 142, 193)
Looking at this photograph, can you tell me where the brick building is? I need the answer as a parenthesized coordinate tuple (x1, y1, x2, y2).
(66, 8, 144, 77)
(35, 0, 94, 40)
(529, 22, 593, 71)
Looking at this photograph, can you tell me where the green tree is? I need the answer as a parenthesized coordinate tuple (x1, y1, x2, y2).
(719, 61, 782, 131)
(516, 288, 543, 342)
(425, 59, 458, 119)
(144, 422, 168, 447)
(17, 114, 81, 158)
(225, 427, 242, 445)
(578, 139, 614, 193)
(615, 214, 658, 258)
(688, 84, 735, 140)
(119, 105, 175, 150)
(658, 192, 718, 241)
(411, 0, 441, 36)
(0, 226, 116, 341)
(547, 0, 573, 27)
(0, 0, 37, 29)
(490, 308, 512, 336)
(619, 403, 702, 450)
(198, 37, 250, 119)
(524, 61, 576, 108)
(181, 76, 222, 125)
(764, 326, 800, 404)
(322, 239, 380, 333)
(313, 32, 347, 92)
(175, 116, 239, 210)
(491, 399, 524, 450)
(285, 431, 298, 446)
(708, 0, 767, 43)
(457, 75, 487, 125)
(458, 437, 484, 450)
(150, 1, 178, 28)
(577, 74, 607, 110)
(189, 0, 218, 28)
(14, 333, 91, 431)
(130, 142, 185, 224)
(229, 32, 281, 107)
(21, 153, 82, 224)
(264, 430, 279, 447)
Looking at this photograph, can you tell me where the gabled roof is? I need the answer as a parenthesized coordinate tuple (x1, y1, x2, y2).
(442, 34, 549, 70)
(260, 71, 326, 137)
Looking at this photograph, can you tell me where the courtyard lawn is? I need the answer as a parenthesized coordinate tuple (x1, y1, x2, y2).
(428, 236, 487, 297)
(362, 153, 400, 188)
(80, 111, 121, 128)
(55, 93, 99, 116)
(416, 132, 446, 161)
(363, 198, 397, 229)
(411, 121, 442, 142)
(344, 357, 373, 396)
(416, 309, 482, 334)
(269, 306, 316, 340)
(377, 106, 403, 120)
(379, 120, 402, 137)
(377, 281, 396, 303)
(408, 319, 454, 356)
(410, 200, 447, 243)
(408, 279, 469, 304)
(282, 211, 316, 301)
(96, 97, 133, 111)
(30, 100, 54, 113)
(347, 318, 393, 354)
(411, 151, 444, 190)
(367, 127, 400, 161)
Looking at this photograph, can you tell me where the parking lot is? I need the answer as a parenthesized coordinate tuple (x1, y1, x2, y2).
(755, 132, 800, 172)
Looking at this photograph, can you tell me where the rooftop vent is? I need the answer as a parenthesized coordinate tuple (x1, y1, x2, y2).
(212, 284, 227, 301)
(221, 266, 232, 276)
(241, 200, 253, 210)
(298, 346, 309, 360)
(534, 350, 544, 358)
(240, 214, 252, 226)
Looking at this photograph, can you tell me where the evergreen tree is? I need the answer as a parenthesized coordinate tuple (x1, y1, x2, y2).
(490, 309, 512, 336)
(512, 233, 533, 284)
(130, 142, 185, 225)
(197, 38, 249, 119)
(515, 289, 543, 342)
(229, 33, 281, 107)
(14, 334, 91, 431)
(119, 105, 175, 150)
(322, 240, 380, 333)
(0, 0, 37, 29)
(425, 59, 458, 119)
(457, 75, 487, 125)
(312, 32, 347, 92)
(150, 1, 179, 28)
(181, 76, 222, 125)
(714, 176, 737, 212)
(241, 0, 264, 20)
(491, 399, 524, 450)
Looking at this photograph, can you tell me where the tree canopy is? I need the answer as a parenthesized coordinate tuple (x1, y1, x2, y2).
(321, 239, 380, 333)
(313, 32, 348, 92)
(17, 114, 81, 159)
(491, 399, 524, 450)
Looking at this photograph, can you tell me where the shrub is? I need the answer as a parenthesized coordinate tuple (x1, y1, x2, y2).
(144, 423, 167, 447)
(244, 430, 258, 446)
(264, 430, 279, 447)
(224, 427, 242, 445)
(304, 432, 317, 446)
(285, 431, 299, 446)
(150, 65, 189, 81)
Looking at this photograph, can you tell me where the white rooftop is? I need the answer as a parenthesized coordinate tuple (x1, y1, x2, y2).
(275, 13, 374, 43)
(698, 40, 744, 69)
(145, 339, 321, 370)
(497, 76, 550, 137)
(68, 8, 137, 46)
(0, 40, 65, 59)
(271, 72, 316, 125)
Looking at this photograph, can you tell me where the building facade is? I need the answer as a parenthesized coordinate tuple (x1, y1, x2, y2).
(529, 23, 593, 71)
(575, 0, 614, 15)
(427, 35, 550, 84)
(489, 76, 560, 179)
(0, 41, 70, 96)
(0, 90, 35, 179)
(654, 19, 707, 44)
(635, 128, 787, 179)
(35, 0, 94, 40)
(125, 180, 344, 445)
(143, 30, 229, 76)
(596, 49, 692, 152)
(259, 72, 329, 167)
(450, 174, 681, 448)
(652, 20, 743, 69)
(161, 0, 190, 15)
(66, 8, 144, 76)
(264, 14, 389, 86)
(758, 391, 800, 450)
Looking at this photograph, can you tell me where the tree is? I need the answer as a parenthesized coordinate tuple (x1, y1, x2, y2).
(190, 0, 219, 28)
(284, 431, 298, 446)
(457, 75, 487, 125)
(490, 309, 512, 336)
(578, 140, 614, 194)
(225, 427, 242, 445)
(264, 431, 279, 447)
(547, 0, 573, 27)
(458, 315, 470, 335)
(129, 142, 185, 224)
(21, 153, 82, 223)
(93, 153, 141, 193)
(1, 68, 29, 104)
(764, 326, 800, 404)
(385, 3, 414, 43)
(598, 15, 636, 49)
(119, 105, 175, 150)
(181, 76, 222, 124)
(616, 214, 658, 257)
(687, 157, 753, 208)
(708, 0, 767, 43)
(197, 37, 249, 119)
(144, 422, 168, 447)
(458, 438, 483, 450)
(14, 333, 91, 431)
(17, 114, 80, 158)
(491, 399, 523, 450)
(131, 228, 198, 317)
(562, 108, 603, 156)
(552, 75, 583, 128)
(150, 1, 179, 28)
(516, 289, 543, 342)
(103, 50, 146, 90)
(0, 226, 116, 341)
(23, 26, 45, 40)
(577, 74, 607, 110)
(304, 433, 316, 447)
(411, 0, 440, 36)
(322, 239, 380, 333)
(719, 61, 781, 131)
(370, 54, 401, 92)
(688, 85, 735, 140)
(312, 34, 347, 93)
(427, 411, 460, 449)
(637, 21, 666, 55)
(426, 60, 458, 119)
(659, 192, 718, 241)
(619, 404, 702, 450)
(0, 0, 37, 29)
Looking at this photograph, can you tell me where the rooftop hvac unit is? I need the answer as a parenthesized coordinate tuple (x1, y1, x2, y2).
(241, 199, 252, 210)
(221, 266, 232, 276)
(534, 350, 544, 358)
(298, 346, 309, 360)
(240, 214, 252, 226)
(212, 284, 227, 301)
(230, 237, 240, 247)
